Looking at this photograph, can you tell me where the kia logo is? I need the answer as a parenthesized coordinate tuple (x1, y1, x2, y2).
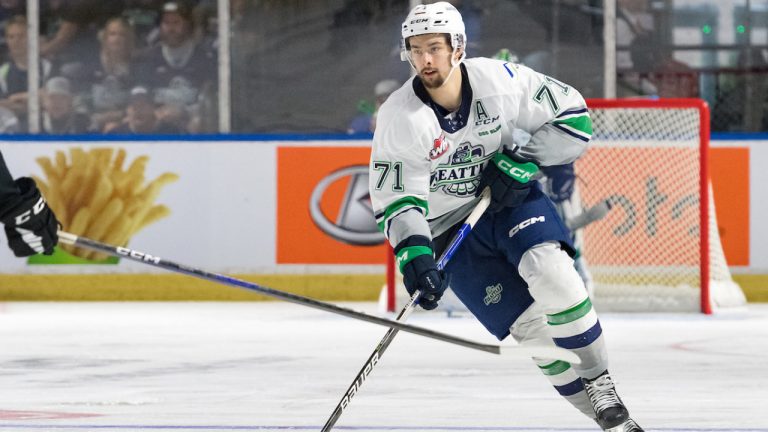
(309, 165, 385, 246)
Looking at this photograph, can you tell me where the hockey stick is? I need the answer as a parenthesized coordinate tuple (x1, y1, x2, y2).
(565, 199, 613, 231)
(56, 230, 574, 360)
(319, 191, 488, 431)
(321, 189, 577, 431)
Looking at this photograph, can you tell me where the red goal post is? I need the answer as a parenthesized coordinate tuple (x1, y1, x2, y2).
(579, 98, 745, 314)
(382, 98, 746, 314)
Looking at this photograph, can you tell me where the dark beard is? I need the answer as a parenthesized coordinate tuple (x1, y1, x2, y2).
(420, 72, 444, 89)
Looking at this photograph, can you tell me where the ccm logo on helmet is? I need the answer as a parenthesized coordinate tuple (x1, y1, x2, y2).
(509, 216, 545, 237)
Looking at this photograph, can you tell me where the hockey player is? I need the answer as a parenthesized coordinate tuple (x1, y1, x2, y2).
(0, 151, 59, 257)
(369, 3, 642, 431)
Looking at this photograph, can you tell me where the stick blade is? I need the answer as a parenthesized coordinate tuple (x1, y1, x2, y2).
(499, 341, 581, 364)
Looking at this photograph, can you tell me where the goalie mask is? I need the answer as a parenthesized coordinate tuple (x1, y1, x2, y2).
(400, 1, 466, 69)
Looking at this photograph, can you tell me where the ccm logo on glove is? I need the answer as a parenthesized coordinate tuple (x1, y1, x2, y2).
(496, 159, 536, 183)
(13, 196, 47, 225)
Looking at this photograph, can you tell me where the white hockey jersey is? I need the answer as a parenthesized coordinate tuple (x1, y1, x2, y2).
(370, 57, 592, 246)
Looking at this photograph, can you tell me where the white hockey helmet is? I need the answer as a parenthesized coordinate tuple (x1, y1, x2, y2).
(400, 1, 466, 66)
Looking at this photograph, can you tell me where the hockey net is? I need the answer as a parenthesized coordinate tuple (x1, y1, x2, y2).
(381, 98, 746, 314)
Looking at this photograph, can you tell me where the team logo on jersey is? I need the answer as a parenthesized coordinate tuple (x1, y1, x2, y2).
(483, 283, 503, 306)
(430, 142, 491, 197)
(430, 133, 450, 160)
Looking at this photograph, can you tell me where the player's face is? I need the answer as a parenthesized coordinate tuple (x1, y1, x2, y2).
(408, 34, 455, 89)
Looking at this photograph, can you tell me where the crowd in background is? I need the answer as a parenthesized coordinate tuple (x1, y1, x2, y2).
(0, 0, 765, 135)
(0, 0, 217, 134)
(339, 0, 768, 135)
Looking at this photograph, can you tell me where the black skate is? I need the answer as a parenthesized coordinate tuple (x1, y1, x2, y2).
(621, 418, 644, 432)
(582, 370, 630, 430)
(601, 418, 644, 432)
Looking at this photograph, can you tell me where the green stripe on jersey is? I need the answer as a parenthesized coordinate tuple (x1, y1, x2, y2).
(376, 196, 429, 232)
(547, 297, 593, 325)
(538, 360, 571, 376)
(554, 115, 593, 135)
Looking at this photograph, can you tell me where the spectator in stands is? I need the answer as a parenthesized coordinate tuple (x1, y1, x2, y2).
(155, 101, 190, 133)
(616, 0, 657, 96)
(39, 0, 126, 65)
(121, 0, 166, 49)
(347, 79, 399, 134)
(0, 105, 19, 133)
(41, 76, 91, 134)
(107, 85, 181, 134)
(648, 53, 699, 98)
(0, 16, 53, 130)
(616, 0, 698, 98)
(189, 0, 218, 51)
(0, 0, 24, 54)
(713, 48, 768, 132)
(617, 0, 654, 71)
(136, 2, 215, 110)
(0, 0, 23, 20)
(63, 17, 141, 133)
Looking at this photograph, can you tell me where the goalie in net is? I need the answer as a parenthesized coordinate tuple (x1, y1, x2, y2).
(371, 2, 643, 430)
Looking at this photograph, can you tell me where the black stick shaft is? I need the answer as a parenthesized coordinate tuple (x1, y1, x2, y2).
(57, 231, 501, 355)
(320, 293, 418, 431)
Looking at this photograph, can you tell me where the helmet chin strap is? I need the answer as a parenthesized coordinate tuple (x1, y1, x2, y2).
(440, 48, 465, 89)
(432, 47, 465, 91)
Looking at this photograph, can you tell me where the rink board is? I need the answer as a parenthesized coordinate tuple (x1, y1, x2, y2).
(0, 136, 765, 301)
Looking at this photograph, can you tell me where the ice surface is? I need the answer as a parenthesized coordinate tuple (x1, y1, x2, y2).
(0, 301, 766, 431)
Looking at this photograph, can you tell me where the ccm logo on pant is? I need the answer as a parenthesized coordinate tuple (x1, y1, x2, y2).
(509, 216, 545, 237)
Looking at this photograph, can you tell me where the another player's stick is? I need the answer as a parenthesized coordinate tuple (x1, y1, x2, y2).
(565, 199, 613, 231)
(57, 230, 575, 361)
(321, 189, 577, 431)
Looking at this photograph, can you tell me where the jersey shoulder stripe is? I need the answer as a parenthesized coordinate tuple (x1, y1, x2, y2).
(553, 109, 592, 141)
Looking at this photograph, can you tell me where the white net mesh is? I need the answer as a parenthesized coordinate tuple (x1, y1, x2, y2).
(578, 101, 745, 312)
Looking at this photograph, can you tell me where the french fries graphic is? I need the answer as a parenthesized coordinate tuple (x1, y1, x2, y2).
(34, 147, 179, 261)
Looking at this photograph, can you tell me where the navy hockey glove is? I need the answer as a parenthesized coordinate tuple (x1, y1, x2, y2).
(540, 163, 575, 203)
(395, 236, 449, 310)
(0, 177, 59, 257)
(476, 146, 539, 212)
